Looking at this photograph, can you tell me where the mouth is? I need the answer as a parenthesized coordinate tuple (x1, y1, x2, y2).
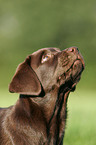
(57, 58, 84, 92)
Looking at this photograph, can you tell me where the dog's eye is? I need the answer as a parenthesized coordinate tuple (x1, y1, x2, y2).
(41, 54, 51, 63)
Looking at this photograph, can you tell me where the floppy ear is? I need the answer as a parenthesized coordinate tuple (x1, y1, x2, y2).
(9, 56, 41, 96)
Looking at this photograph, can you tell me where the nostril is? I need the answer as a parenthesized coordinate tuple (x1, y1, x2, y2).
(69, 47, 75, 52)
(68, 47, 79, 53)
(71, 48, 75, 52)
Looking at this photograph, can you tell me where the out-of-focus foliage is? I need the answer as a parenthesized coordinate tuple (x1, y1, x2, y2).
(0, 0, 96, 90)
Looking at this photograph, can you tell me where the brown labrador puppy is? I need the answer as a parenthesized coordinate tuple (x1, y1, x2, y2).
(0, 47, 84, 145)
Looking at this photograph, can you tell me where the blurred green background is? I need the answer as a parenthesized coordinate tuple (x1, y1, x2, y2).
(0, 0, 96, 144)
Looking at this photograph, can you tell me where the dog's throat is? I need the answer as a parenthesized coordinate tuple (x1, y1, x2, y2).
(48, 83, 72, 126)
(47, 91, 68, 143)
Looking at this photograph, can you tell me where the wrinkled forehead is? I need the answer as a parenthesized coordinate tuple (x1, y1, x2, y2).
(32, 47, 61, 56)
(30, 47, 60, 69)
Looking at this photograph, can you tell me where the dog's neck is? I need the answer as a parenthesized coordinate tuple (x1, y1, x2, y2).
(19, 85, 70, 123)
(12, 87, 70, 144)
(19, 87, 69, 127)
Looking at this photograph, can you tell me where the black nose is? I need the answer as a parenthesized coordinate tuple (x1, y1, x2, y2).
(67, 47, 79, 54)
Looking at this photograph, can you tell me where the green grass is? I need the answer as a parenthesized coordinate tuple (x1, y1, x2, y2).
(64, 91, 96, 145)
(0, 89, 96, 145)
(0, 89, 18, 107)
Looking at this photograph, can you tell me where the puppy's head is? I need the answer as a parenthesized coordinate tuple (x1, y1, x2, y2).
(9, 47, 85, 96)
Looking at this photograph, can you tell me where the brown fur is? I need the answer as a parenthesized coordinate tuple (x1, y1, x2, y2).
(0, 47, 84, 145)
